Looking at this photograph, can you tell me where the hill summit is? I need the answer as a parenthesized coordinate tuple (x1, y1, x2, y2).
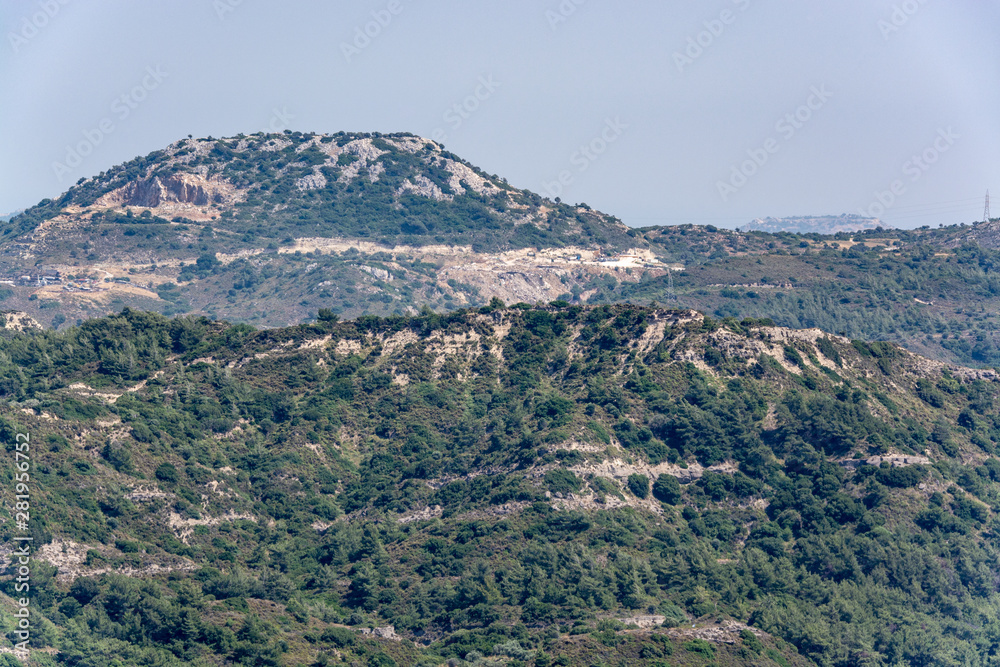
(7, 131, 635, 258)
(0, 131, 655, 328)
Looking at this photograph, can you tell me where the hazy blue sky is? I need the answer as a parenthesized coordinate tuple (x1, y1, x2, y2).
(2, 0, 997, 229)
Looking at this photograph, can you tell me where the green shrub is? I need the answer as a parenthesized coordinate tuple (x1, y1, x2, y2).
(816, 337, 842, 366)
(783, 345, 805, 367)
(876, 465, 928, 488)
(155, 462, 178, 483)
(320, 626, 356, 648)
(652, 474, 682, 504)
(586, 420, 610, 443)
(683, 638, 714, 657)
(627, 473, 650, 498)
(589, 476, 623, 500)
(916, 379, 947, 408)
(493, 640, 532, 660)
(740, 628, 763, 654)
(545, 468, 582, 495)
(660, 602, 687, 628)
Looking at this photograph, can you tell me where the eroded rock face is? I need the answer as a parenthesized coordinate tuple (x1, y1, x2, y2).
(96, 173, 241, 209)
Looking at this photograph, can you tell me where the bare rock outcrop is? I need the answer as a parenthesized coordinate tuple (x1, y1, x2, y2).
(616, 614, 666, 628)
(398, 174, 452, 201)
(444, 160, 502, 197)
(662, 619, 766, 644)
(360, 626, 400, 640)
(296, 172, 328, 191)
(398, 505, 443, 524)
(840, 454, 931, 470)
(1, 311, 43, 331)
(95, 172, 242, 209)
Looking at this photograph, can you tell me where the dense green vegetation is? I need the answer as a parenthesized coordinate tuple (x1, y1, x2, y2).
(0, 304, 998, 665)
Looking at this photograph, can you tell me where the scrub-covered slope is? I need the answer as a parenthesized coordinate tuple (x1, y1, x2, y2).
(1, 304, 1000, 665)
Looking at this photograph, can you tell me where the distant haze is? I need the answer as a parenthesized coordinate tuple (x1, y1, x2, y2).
(1, 0, 997, 229)
(742, 215, 883, 235)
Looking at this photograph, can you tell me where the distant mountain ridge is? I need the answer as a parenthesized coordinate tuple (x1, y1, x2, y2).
(742, 214, 883, 234)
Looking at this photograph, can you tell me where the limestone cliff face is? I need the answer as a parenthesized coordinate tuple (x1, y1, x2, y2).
(95, 172, 240, 209)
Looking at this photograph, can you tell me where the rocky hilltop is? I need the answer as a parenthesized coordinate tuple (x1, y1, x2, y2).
(0, 131, 656, 328)
(7, 131, 638, 256)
